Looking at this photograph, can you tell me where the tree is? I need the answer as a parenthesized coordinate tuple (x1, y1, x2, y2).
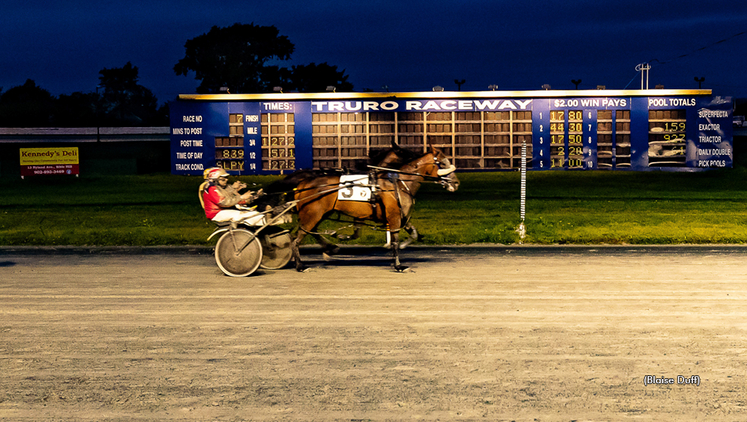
(0, 64, 167, 127)
(55, 92, 99, 126)
(0, 79, 55, 127)
(97, 62, 162, 125)
(287, 63, 353, 93)
(174, 23, 295, 94)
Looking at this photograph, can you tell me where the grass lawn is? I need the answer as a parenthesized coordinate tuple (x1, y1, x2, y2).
(1, 169, 747, 246)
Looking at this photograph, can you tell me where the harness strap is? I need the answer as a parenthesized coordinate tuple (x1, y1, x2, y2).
(291, 179, 370, 195)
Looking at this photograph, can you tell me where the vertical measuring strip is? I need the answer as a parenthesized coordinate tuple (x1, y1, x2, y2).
(518, 138, 527, 242)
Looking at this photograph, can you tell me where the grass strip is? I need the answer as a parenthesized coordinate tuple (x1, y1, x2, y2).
(1, 169, 746, 246)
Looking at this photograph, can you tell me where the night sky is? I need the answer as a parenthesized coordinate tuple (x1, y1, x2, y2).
(2, 0, 746, 104)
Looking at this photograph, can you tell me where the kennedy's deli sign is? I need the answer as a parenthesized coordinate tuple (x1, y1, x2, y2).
(20, 147, 79, 177)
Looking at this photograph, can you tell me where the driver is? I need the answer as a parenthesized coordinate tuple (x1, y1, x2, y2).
(199, 167, 265, 225)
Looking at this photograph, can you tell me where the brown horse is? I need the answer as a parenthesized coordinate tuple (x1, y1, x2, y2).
(259, 142, 422, 247)
(290, 146, 459, 272)
(258, 141, 416, 207)
(335, 142, 421, 246)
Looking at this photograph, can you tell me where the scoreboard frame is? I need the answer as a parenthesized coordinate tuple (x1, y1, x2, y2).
(170, 89, 733, 175)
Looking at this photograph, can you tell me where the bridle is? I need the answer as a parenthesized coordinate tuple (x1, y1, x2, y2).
(372, 152, 459, 195)
(423, 153, 459, 189)
(374, 153, 456, 180)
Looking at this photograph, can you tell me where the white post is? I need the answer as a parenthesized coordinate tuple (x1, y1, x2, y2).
(518, 138, 527, 242)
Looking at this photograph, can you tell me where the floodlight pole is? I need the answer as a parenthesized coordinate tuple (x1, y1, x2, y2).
(636, 63, 651, 89)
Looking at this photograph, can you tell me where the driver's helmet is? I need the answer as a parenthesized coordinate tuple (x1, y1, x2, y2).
(204, 167, 229, 181)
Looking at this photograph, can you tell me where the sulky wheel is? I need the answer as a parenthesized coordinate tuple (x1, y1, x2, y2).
(214, 229, 263, 277)
(259, 227, 293, 270)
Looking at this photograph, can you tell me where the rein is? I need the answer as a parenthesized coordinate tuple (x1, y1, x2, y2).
(268, 178, 372, 197)
(266, 163, 444, 199)
(367, 164, 450, 183)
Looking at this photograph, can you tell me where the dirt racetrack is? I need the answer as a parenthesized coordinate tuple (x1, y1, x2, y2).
(1, 245, 746, 421)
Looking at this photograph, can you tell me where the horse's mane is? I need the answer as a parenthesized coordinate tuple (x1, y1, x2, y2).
(369, 143, 419, 168)
(346, 142, 420, 172)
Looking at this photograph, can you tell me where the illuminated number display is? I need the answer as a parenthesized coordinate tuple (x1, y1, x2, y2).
(549, 109, 584, 169)
(214, 113, 247, 171)
(567, 110, 583, 169)
(550, 110, 565, 168)
(648, 110, 686, 167)
(261, 113, 296, 171)
(215, 147, 244, 159)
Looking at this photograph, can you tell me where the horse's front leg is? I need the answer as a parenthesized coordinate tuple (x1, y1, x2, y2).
(390, 230, 409, 272)
(398, 222, 419, 249)
(293, 209, 338, 269)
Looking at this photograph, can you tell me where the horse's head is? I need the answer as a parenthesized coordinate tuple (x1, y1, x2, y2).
(396, 146, 460, 192)
(429, 146, 460, 192)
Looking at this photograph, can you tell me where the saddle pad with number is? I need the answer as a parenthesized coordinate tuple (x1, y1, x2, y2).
(337, 175, 372, 201)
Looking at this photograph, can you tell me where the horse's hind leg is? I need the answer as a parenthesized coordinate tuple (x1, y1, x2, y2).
(290, 228, 310, 272)
(291, 228, 336, 271)
(292, 208, 337, 271)
(313, 232, 340, 256)
(312, 232, 340, 261)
